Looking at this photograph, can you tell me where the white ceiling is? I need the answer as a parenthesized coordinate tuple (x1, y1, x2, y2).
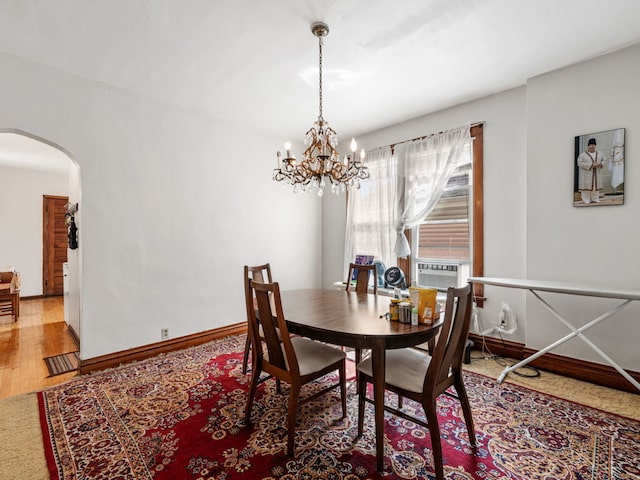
(1, 0, 640, 169)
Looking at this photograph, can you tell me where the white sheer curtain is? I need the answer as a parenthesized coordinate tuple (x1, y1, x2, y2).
(393, 124, 471, 258)
(344, 146, 396, 278)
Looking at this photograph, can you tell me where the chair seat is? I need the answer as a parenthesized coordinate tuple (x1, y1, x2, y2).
(271, 337, 345, 376)
(357, 348, 431, 393)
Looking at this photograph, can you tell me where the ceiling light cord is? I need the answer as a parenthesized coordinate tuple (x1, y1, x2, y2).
(318, 34, 323, 122)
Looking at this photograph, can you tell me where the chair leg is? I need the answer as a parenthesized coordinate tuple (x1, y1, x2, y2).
(242, 334, 252, 374)
(355, 348, 362, 365)
(424, 398, 445, 480)
(244, 366, 261, 427)
(454, 375, 477, 447)
(286, 385, 300, 457)
(339, 362, 347, 419)
(397, 394, 403, 409)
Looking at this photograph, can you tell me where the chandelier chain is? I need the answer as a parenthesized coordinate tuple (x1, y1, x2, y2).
(318, 35, 323, 121)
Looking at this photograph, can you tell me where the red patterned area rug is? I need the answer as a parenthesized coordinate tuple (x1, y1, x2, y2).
(38, 335, 640, 479)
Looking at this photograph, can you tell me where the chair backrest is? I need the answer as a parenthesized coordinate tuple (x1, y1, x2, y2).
(425, 282, 473, 394)
(245, 263, 272, 284)
(246, 278, 298, 377)
(244, 263, 275, 316)
(346, 263, 377, 294)
(0, 271, 14, 286)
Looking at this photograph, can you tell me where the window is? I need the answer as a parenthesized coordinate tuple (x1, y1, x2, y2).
(343, 146, 396, 273)
(414, 162, 471, 262)
(403, 124, 484, 305)
(345, 124, 484, 305)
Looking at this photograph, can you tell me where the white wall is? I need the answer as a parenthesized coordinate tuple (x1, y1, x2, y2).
(66, 161, 81, 337)
(0, 52, 322, 359)
(323, 43, 640, 371)
(0, 165, 69, 296)
(525, 43, 640, 368)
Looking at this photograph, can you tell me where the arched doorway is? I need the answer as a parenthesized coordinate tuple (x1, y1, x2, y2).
(0, 129, 81, 347)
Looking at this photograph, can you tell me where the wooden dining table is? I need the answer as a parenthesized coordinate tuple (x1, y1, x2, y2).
(280, 288, 442, 472)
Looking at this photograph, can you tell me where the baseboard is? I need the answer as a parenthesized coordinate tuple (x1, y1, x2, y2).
(79, 323, 247, 374)
(67, 324, 80, 349)
(468, 334, 524, 360)
(520, 348, 640, 393)
(19, 294, 47, 300)
(468, 333, 640, 394)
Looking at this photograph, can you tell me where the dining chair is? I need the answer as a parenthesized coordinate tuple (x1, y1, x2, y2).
(346, 262, 377, 294)
(356, 282, 476, 480)
(346, 262, 378, 366)
(242, 263, 273, 375)
(244, 279, 347, 457)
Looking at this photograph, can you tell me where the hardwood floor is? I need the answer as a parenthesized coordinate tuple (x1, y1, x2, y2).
(0, 296, 78, 399)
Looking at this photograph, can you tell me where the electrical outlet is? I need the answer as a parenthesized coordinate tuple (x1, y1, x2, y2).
(498, 313, 507, 328)
(161, 328, 169, 340)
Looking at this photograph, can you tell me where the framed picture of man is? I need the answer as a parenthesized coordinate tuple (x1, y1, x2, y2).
(574, 128, 625, 207)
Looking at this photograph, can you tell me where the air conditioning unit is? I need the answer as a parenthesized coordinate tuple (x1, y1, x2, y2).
(416, 262, 469, 291)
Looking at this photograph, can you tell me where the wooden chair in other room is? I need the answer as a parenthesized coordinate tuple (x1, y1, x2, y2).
(242, 263, 273, 375)
(356, 282, 477, 480)
(346, 263, 377, 294)
(244, 279, 347, 456)
(0, 272, 19, 322)
(0, 292, 18, 322)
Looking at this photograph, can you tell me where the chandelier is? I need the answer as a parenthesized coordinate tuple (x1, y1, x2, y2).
(273, 22, 369, 196)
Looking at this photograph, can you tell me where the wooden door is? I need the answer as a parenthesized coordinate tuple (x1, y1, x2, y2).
(43, 195, 69, 296)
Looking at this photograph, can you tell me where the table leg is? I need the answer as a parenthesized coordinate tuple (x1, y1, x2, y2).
(371, 338, 386, 472)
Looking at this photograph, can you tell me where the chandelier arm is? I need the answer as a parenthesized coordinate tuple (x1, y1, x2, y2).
(302, 143, 315, 161)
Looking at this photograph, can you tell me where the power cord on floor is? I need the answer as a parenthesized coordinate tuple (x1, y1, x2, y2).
(493, 356, 540, 378)
(470, 332, 541, 379)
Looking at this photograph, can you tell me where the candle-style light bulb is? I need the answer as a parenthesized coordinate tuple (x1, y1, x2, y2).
(284, 141, 292, 159)
(350, 138, 357, 153)
(360, 148, 366, 161)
